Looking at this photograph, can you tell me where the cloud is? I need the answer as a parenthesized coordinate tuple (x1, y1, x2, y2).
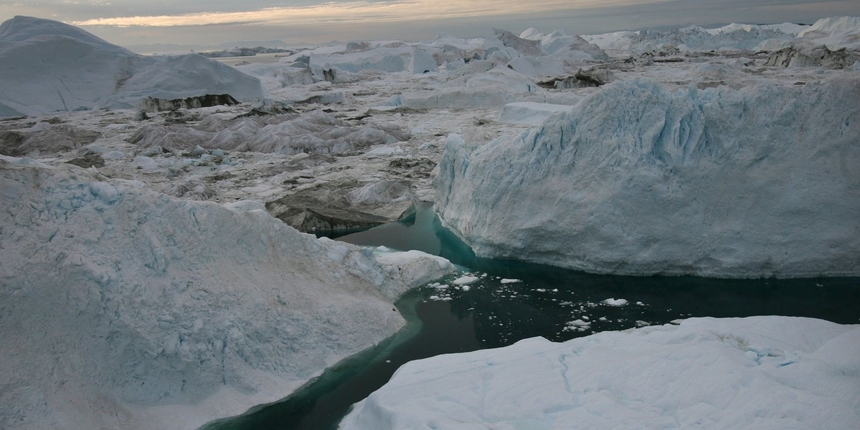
(71, 0, 672, 27)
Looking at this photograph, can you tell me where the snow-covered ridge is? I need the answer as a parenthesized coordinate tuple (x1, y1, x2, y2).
(0, 158, 454, 430)
(341, 316, 860, 430)
(0, 16, 263, 119)
(435, 77, 860, 278)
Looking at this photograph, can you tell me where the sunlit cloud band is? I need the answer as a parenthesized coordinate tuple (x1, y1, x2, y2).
(72, 0, 672, 27)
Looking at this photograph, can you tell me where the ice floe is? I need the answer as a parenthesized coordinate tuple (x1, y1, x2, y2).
(342, 316, 860, 430)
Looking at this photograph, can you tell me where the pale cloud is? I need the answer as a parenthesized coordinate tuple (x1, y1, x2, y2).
(71, 0, 672, 27)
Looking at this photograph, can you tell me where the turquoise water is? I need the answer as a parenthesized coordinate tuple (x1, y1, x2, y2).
(203, 204, 860, 430)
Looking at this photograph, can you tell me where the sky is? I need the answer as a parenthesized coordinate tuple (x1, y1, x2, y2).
(1, 0, 859, 50)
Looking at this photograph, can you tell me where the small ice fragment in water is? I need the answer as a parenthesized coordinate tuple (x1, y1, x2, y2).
(603, 298, 628, 307)
(563, 319, 591, 332)
(453, 275, 480, 285)
(500, 278, 521, 284)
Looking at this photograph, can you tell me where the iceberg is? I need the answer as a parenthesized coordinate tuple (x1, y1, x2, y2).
(798, 16, 860, 49)
(0, 158, 454, 430)
(341, 316, 860, 430)
(435, 78, 860, 277)
(0, 16, 263, 118)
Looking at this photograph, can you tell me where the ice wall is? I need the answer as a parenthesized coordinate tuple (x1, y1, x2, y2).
(341, 316, 860, 430)
(435, 77, 860, 277)
(0, 158, 453, 430)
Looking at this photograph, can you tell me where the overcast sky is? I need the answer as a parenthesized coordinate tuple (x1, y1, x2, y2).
(2, 0, 859, 49)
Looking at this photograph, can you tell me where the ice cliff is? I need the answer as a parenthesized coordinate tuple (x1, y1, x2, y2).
(0, 16, 264, 118)
(341, 316, 860, 430)
(0, 157, 454, 430)
(435, 77, 860, 277)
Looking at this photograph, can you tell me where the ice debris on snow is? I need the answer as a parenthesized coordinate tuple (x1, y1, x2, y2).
(128, 110, 409, 155)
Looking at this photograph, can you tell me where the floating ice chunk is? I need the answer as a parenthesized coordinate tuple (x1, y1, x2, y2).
(500, 278, 522, 284)
(341, 317, 860, 430)
(603, 298, 629, 307)
(563, 319, 591, 331)
(374, 250, 457, 297)
(452, 275, 480, 285)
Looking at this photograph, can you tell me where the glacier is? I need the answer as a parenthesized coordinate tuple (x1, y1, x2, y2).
(341, 316, 860, 430)
(0, 16, 263, 118)
(435, 77, 860, 277)
(0, 157, 454, 430)
(1, 12, 859, 430)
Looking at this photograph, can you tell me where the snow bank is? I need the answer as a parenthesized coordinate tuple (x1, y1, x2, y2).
(435, 77, 860, 277)
(0, 159, 452, 430)
(341, 316, 860, 430)
(0, 16, 263, 118)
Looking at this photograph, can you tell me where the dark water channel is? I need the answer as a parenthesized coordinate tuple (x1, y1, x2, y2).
(203, 204, 860, 430)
